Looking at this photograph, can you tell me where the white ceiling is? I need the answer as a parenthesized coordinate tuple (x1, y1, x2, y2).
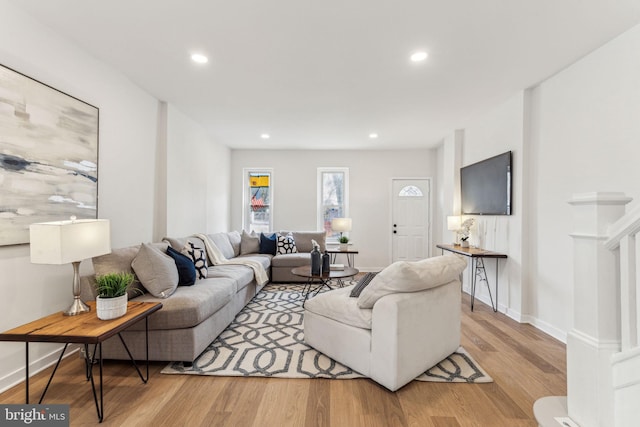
(11, 0, 640, 150)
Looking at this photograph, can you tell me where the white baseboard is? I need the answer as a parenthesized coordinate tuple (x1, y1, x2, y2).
(461, 286, 508, 315)
(522, 315, 567, 343)
(461, 286, 568, 344)
(0, 345, 79, 395)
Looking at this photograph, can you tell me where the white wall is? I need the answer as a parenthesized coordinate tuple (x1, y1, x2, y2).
(437, 130, 463, 248)
(437, 22, 640, 341)
(527, 22, 640, 338)
(165, 104, 230, 236)
(462, 92, 526, 318)
(438, 93, 526, 318)
(231, 149, 437, 270)
(0, 0, 230, 392)
(0, 0, 158, 391)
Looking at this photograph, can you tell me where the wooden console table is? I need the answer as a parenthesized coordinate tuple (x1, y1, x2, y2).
(0, 301, 162, 422)
(436, 244, 507, 312)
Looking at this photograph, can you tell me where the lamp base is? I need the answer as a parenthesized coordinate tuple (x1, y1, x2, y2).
(64, 260, 90, 316)
(64, 297, 91, 316)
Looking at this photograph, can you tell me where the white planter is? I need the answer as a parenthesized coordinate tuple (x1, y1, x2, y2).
(339, 243, 349, 251)
(96, 294, 128, 320)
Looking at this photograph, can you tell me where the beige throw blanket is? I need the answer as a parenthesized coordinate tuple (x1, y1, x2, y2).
(193, 233, 269, 286)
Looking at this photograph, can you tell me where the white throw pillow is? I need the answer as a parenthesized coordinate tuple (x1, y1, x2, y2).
(131, 242, 179, 298)
(277, 233, 298, 255)
(181, 241, 208, 279)
(357, 254, 467, 309)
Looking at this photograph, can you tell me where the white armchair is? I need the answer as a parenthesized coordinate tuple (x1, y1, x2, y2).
(303, 254, 467, 391)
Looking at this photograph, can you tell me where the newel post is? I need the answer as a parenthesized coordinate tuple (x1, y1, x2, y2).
(567, 192, 631, 426)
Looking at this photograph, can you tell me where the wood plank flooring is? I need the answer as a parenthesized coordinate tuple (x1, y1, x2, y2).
(0, 294, 566, 426)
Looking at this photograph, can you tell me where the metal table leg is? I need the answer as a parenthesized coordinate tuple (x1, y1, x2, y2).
(25, 342, 29, 404)
(87, 343, 104, 422)
(471, 257, 498, 312)
(38, 343, 69, 404)
(302, 277, 332, 307)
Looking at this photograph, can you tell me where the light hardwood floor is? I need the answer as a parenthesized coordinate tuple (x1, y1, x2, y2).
(0, 293, 566, 426)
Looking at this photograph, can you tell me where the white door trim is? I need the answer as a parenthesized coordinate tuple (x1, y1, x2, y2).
(389, 177, 433, 264)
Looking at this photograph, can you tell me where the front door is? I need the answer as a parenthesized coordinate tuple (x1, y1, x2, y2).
(391, 179, 431, 262)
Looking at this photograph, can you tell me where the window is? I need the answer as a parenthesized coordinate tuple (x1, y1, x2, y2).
(398, 185, 423, 197)
(317, 168, 349, 241)
(243, 169, 273, 233)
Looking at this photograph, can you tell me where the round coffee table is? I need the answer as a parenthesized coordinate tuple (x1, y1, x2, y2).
(291, 265, 359, 305)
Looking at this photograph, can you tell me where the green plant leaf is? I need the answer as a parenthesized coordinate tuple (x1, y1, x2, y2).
(95, 272, 137, 298)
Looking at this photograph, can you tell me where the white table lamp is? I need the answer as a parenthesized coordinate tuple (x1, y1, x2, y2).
(331, 217, 352, 237)
(447, 216, 461, 245)
(30, 218, 111, 316)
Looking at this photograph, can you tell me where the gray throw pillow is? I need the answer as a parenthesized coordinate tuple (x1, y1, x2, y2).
(240, 230, 260, 254)
(131, 242, 179, 298)
(92, 245, 147, 298)
(207, 232, 235, 260)
(227, 231, 242, 257)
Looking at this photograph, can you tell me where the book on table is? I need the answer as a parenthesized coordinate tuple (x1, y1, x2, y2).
(330, 264, 345, 270)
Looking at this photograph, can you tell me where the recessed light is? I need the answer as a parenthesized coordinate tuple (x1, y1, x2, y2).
(191, 53, 208, 64)
(260, 133, 270, 139)
(410, 51, 428, 62)
(369, 133, 378, 139)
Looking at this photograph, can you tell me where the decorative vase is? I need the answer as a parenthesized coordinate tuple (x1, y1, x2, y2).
(310, 246, 321, 276)
(322, 250, 330, 274)
(96, 294, 128, 320)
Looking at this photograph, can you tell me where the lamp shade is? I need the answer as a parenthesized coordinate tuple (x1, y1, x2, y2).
(30, 219, 111, 264)
(331, 218, 352, 233)
(447, 216, 461, 231)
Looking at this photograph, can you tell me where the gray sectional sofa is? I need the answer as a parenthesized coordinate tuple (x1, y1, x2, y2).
(79, 230, 326, 363)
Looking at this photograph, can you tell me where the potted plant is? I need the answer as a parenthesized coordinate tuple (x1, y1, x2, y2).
(339, 235, 349, 251)
(457, 218, 475, 248)
(95, 272, 136, 320)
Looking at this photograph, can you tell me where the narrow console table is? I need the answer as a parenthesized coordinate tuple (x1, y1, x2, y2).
(0, 301, 162, 423)
(436, 244, 507, 312)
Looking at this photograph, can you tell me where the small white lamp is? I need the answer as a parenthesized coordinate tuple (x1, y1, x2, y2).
(30, 217, 111, 316)
(331, 217, 352, 238)
(447, 216, 461, 245)
(331, 217, 352, 249)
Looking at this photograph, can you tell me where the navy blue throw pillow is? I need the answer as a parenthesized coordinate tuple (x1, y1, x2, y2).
(259, 233, 277, 255)
(166, 246, 196, 286)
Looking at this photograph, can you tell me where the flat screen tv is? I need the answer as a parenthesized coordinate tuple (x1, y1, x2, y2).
(460, 151, 512, 215)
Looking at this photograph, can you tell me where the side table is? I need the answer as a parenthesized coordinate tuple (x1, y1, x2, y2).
(0, 301, 162, 423)
(325, 247, 359, 267)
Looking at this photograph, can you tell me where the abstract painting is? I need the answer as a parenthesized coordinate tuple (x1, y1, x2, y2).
(0, 64, 99, 246)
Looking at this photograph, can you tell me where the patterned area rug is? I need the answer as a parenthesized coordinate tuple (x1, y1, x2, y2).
(161, 284, 492, 383)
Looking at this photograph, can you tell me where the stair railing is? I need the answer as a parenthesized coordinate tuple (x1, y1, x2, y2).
(605, 202, 640, 352)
